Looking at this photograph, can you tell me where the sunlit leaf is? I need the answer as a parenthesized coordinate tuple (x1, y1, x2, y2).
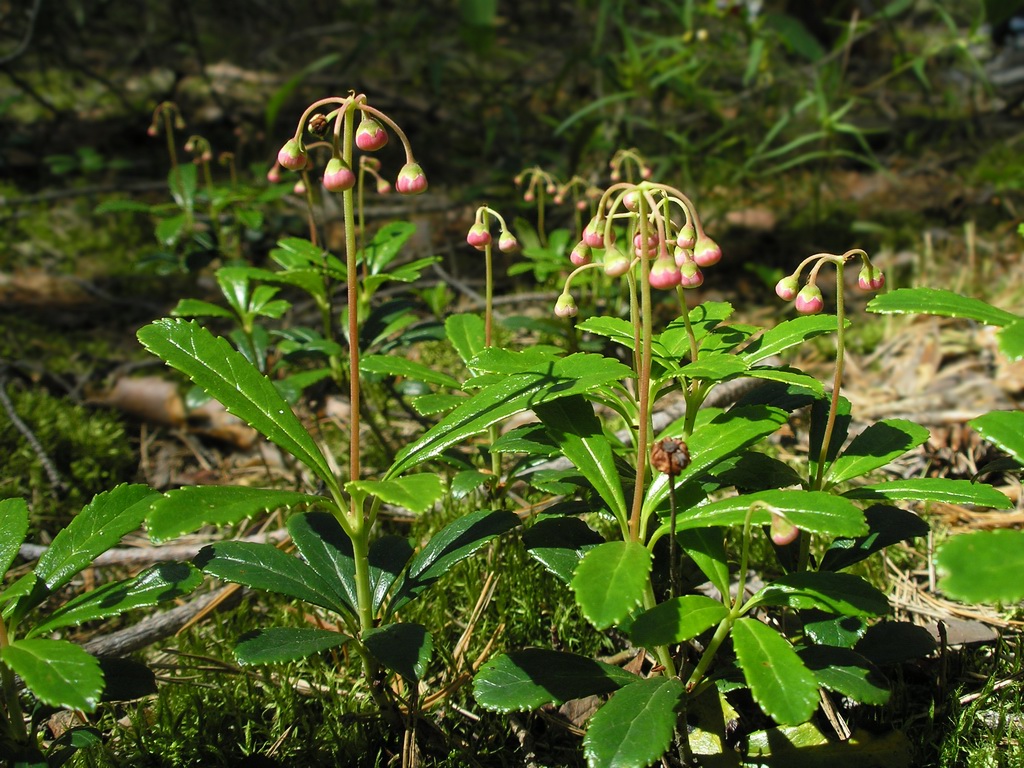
(732, 618, 818, 725)
(572, 541, 651, 630)
(583, 677, 684, 768)
(363, 622, 431, 682)
(0, 639, 103, 711)
(630, 595, 727, 647)
(936, 529, 1024, 603)
(826, 419, 929, 486)
(235, 627, 348, 665)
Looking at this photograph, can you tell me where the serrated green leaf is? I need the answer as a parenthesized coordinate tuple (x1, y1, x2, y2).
(287, 512, 358, 613)
(803, 611, 867, 647)
(473, 649, 638, 712)
(137, 319, 335, 487)
(450, 470, 491, 499)
(798, 645, 889, 705)
(170, 298, 235, 319)
(155, 213, 187, 245)
(194, 541, 349, 615)
(867, 287, 1018, 327)
(411, 392, 464, 416)
(826, 419, 930, 486)
(746, 366, 824, 396)
(660, 301, 734, 356)
(369, 536, 414, 612)
(936, 529, 1024, 603)
(820, 505, 929, 572)
(234, 627, 349, 665)
(360, 221, 416, 274)
(148, 486, 326, 543)
(732, 618, 818, 725)
(28, 562, 202, 638)
(363, 623, 432, 682)
(168, 164, 196, 209)
(583, 676, 684, 768)
(445, 313, 487, 367)
(745, 721, 911, 766)
(843, 478, 1013, 508)
(523, 516, 605, 585)
(572, 541, 651, 630)
(0, 497, 29, 577)
(270, 237, 345, 275)
(0, 638, 103, 711)
(808, 395, 851, 482)
(348, 475, 443, 515)
(970, 410, 1024, 464)
(387, 510, 519, 615)
(740, 315, 839, 364)
(752, 571, 889, 616)
(678, 527, 731, 599)
(998, 318, 1024, 361)
(534, 396, 628, 522)
(360, 354, 461, 389)
(676, 355, 749, 381)
(630, 595, 728, 647)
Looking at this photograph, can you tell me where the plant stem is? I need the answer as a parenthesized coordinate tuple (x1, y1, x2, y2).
(812, 257, 849, 492)
(628, 200, 654, 542)
(0, 620, 28, 745)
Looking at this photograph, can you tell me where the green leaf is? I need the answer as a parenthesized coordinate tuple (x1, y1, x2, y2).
(854, 621, 935, 666)
(386, 353, 632, 478)
(28, 562, 202, 638)
(577, 316, 648, 354)
(752, 572, 890, 616)
(867, 287, 1019, 327)
(572, 541, 651, 630)
(170, 298, 235, 319)
(35, 484, 159, 593)
(348, 475, 444, 515)
(630, 595, 728, 647)
(523, 516, 605, 585)
(798, 646, 889, 705)
(998, 318, 1024, 361)
(675, 355, 749, 382)
(763, 11, 825, 60)
(168, 164, 197, 209)
(740, 315, 839, 364)
(534, 396, 628, 522)
(360, 221, 417, 274)
(803, 612, 868, 648)
(155, 212, 187, 245)
(473, 649, 638, 712)
(148, 486, 326, 543)
(0, 638, 103, 711)
(235, 627, 348, 665)
(0, 497, 29, 577)
(826, 419, 930, 486)
(138, 319, 335, 487)
(820, 505, 929, 572)
(387, 509, 519, 615)
(287, 512, 358, 613)
(660, 301, 734, 356)
(369, 536, 414, 612)
(667, 489, 867, 538)
(745, 721, 912, 766)
(936, 529, 1024, 604)
(745, 366, 824, 396)
(843, 478, 1013, 508)
(194, 541, 349, 615)
(808, 396, 851, 482)
(678, 528, 731, 599)
(97, 657, 157, 702)
(363, 623, 432, 682)
(732, 617, 818, 725)
(445, 313, 487, 366)
(583, 677, 684, 768)
(971, 410, 1024, 464)
(360, 354, 461, 390)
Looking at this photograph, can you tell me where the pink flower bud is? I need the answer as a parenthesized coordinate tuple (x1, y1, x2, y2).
(610, 169, 621, 182)
(396, 162, 428, 195)
(649, 257, 682, 290)
(570, 241, 593, 266)
(795, 285, 824, 315)
(641, 166, 653, 179)
(266, 165, 282, 184)
(676, 223, 696, 250)
(576, 200, 589, 211)
(622, 190, 640, 211)
(467, 223, 492, 250)
(553, 194, 564, 205)
(323, 158, 356, 192)
(277, 138, 307, 171)
(147, 124, 159, 137)
(545, 183, 557, 195)
(775, 275, 800, 301)
(633, 231, 659, 257)
(523, 191, 535, 203)
(857, 264, 885, 292)
(376, 179, 392, 195)
(673, 246, 694, 267)
(554, 293, 578, 318)
(293, 180, 306, 195)
(770, 514, 800, 546)
(582, 218, 607, 248)
(679, 261, 704, 289)
(355, 115, 389, 151)
(498, 232, 519, 253)
(603, 245, 632, 277)
(693, 235, 722, 268)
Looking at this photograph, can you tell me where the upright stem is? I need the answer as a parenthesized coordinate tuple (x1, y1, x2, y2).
(0, 619, 28, 745)
(812, 259, 848, 492)
(342, 107, 362, 492)
(628, 200, 654, 542)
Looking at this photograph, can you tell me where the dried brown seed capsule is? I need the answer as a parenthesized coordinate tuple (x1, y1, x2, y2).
(307, 113, 330, 138)
(651, 438, 690, 476)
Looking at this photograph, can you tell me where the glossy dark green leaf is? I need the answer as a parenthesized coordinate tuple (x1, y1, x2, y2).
(445, 313, 487, 367)
(752, 571, 889, 616)
(147, 486, 326, 543)
(473, 649, 638, 712)
(999, 318, 1024, 360)
(28, 562, 203, 638)
(826, 419, 930, 486)
(867, 287, 1018, 327)
(577, 315, 644, 352)
(363, 623, 432, 682)
(855, 621, 935, 666)
(711, 451, 804, 492)
(843, 478, 1013, 508)
(678, 527, 731, 599)
(676, 355, 749, 382)
(803, 611, 868, 648)
(137, 319, 335, 487)
(234, 627, 349, 665)
(808, 395, 851, 482)
(630, 595, 727, 647)
(360, 221, 416, 273)
(660, 301, 734, 356)
(167, 164, 196, 209)
(194, 541, 349, 615)
(450, 470, 491, 499)
(387, 509, 519, 614)
(170, 298, 235, 319)
(732, 617, 818, 725)
(0, 497, 29, 577)
(369, 535, 414, 612)
(746, 366, 824, 396)
(740, 315, 840, 364)
(348, 474, 443, 515)
(937, 529, 1024, 603)
(798, 645, 889, 705)
(970, 410, 1024, 464)
(572, 541, 651, 630)
(583, 676, 684, 768)
(534, 396, 628, 521)
(821, 505, 929, 572)
(523, 516, 605, 585)
(287, 512, 357, 612)
(0, 638, 103, 711)
(360, 354, 461, 390)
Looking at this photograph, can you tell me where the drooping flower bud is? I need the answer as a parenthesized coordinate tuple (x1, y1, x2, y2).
(693, 235, 722, 268)
(277, 138, 307, 171)
(293, 179, 306, 195)
(523, 190, 535, 203)
(622, 190, 640, 211)
(770, 513, 800, 546)
(649, 256, 682, 290)
(602, 244, 632, 277)
(570, 241, 593, 266)
(857, 263, 885, 292)
(396, 162, 428, 195)
(679, 261, 704, 289)
(355, 115, 389, 151)
(376, 179, 392, 195)
(467, 223, 492, 250)
(554, 293, 578, 318)
(323, 158, 356, 192)
(498, 231, 520, 253)
(633, 231, 659, 258)
(583, 218, 611, 248)
(795, 284, 824, 315)
(775, 275, 800, 301)
(673, 246, 694, 267)
(266, 165, 282, 184)
(676, 223, 696, 250)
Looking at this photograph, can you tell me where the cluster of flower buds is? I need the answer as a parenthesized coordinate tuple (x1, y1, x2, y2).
(183, 135, 213, 164)
(147, 101, 186, 137)
(269, 94, 428, 198)
(609, 148, 653, 183)
(514, 167, 558, 204)
(466, 206, 519, 253)
(775, 249, 884, 315)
